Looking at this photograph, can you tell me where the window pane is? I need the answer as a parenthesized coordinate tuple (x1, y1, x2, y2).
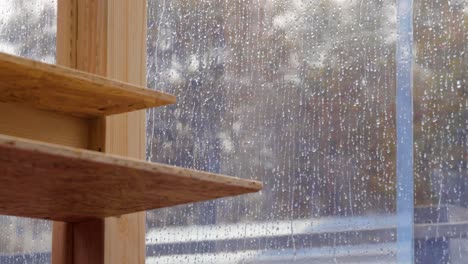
(0, 0, 56, 263)
(414, 0, 468, 263)
(146, 0, 398, 263)
(0, 0, 56, 62)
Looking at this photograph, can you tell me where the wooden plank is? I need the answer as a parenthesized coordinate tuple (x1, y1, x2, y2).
(52, 222, 74, 264)
(56, 0, 77, 69)
(52, 221, 104, 264)
(72, 220, 105, 263)
(0, 102, 89, 148)
(0, 52, 176, 117)
(54, 1, 152, 263)
(103, 1, 148, 263)
(53, 0, 106, 262)
(0, 134, 262, 222)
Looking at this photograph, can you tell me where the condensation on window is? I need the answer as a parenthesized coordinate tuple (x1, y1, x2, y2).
(0, 0, 56, 62)
(413, 0, 468, 263)
(146, 0, 399, 263)
(0, 0, 56, 263)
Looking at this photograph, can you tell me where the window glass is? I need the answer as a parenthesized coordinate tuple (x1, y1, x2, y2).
(414, 0, 468, 263)
(146, 0, 398, 262)
(0, 0, 56, 62)
(0, 0, 55, 263)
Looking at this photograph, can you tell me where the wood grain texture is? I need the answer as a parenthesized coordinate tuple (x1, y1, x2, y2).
(54, 0, 145, 263)
(103, 1, 148, 263)
(0, 134, 262, 222)
(53, 1, 108, 262)
(0, 52, 176, 117)
(0, 102, 89, 148)
(73, 220, 104, 264)
(56, 0, 77, 69)
(52, 220, 104, 264)
(52, 222, 74, 264)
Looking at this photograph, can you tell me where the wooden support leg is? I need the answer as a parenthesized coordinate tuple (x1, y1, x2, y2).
(52, 221, 104, 264)
(52, 0, 147, 263)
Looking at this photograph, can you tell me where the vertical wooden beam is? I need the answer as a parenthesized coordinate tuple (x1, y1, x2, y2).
(103, 1, 147, 263)
(53, 0, 147, 263)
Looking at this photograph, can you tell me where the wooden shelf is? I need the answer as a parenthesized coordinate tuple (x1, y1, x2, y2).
(0, 134, 262, 222)
(0, 52, 176, 117)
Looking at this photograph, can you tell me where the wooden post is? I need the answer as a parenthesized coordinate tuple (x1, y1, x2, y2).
(52, 0, 147, 263)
